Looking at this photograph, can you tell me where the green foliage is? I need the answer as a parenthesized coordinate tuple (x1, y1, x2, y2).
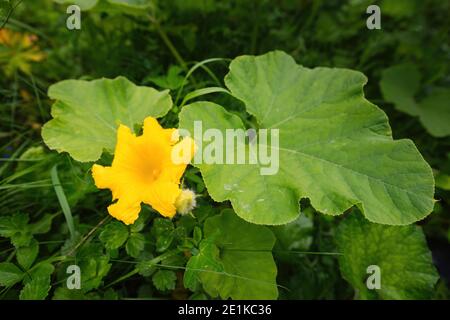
(336, 212, 439, 299)
(0, 0, 448, 301)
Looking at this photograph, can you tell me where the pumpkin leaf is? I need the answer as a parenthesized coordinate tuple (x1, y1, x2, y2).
(336, 212, 439, 299)
(179, 51, 434, 225)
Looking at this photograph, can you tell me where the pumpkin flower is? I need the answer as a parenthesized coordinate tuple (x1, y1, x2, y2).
(0, 28, 46, 76)
(92, 117, 196, 225)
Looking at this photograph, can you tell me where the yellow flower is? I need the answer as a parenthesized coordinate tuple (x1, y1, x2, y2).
(92, 117, 196, 225)
(0, 28, 46, 76)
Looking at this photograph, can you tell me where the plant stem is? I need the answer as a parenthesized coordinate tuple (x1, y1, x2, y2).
(104, 249, 179, 289)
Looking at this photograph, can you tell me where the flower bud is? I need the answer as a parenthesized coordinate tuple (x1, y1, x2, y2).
(175, 189, 197, 215)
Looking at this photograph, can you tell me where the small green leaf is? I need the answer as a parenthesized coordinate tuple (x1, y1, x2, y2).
(129, 210, 149, 233)
(25, 263, 55, 285)
(80, 256, 112, 292)
(417, 88, 450, 137)
(19, 276, 51, 300)
(336, 212, 439, 299)
(0, 213, 29, 238)
(145, 65, 186, 90)
(42, 77, 172, 162)
(435, 170, 450, 191)
(17, 239, 39, 270)
(152, 270, 177, 291)
(380, 64, 421, 116)
(30, 213, 57, 235)
(126, 233, 145, 258)
(152, 218, 174, 252)
(0, 213, 34, 248)
(0, 262, 23, 287)
(137, 259, 156, 277)
(99, 221, 129, 250)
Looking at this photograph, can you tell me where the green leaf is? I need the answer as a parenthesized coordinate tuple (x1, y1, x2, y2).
(189, 209, 278, 299)
(151, 218, 174, 252)
(273, 214, 313, 252)
(336, 212, 439, 299)
(76, 243, 111, 292)
(125, 232, 145, 258)
(152, 270, 177, 291)
(417, 88, 450, 138)
(99, 221, 129, 250)
(19, 276, 51, 300)
(25, 263, 55, 285)
(380, 65, 450, 138)
(184, 240, 224, 292)
(0, 213, 33, 248)
(0, 212, 29, 238)
(435, 170, 450, 191)
(30, 213, 57, 235)
(0, 262, 23, 287)
(145, 65, 186, 90)
(179, 51, 434, 225)
(129, 210, 149, 233)
(80, 256, 111, 292)
(42, 77, 172, 162)
(380, 64, 421, 116)
(17, 239, 39, 270)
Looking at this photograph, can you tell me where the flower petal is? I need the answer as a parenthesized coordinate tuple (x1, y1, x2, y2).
(107, 195, 142, 225)
(143, 180, 181, 218)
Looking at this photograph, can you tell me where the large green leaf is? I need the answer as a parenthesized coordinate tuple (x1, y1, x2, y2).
(336, 212, 439, 299)
(179, 51, 434, 225)
(185, 209, 278, 299)
(42, 77, 172, 162)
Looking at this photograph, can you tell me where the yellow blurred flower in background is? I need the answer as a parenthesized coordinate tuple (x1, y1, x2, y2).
(0, 28, 46, 76)
(92, 117, 196, 225)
